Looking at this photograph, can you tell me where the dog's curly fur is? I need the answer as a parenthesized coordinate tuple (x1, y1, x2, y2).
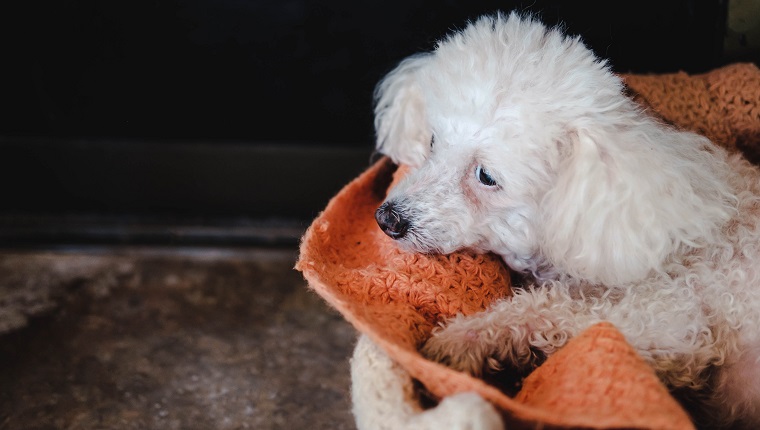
(373, 12, 760, 428)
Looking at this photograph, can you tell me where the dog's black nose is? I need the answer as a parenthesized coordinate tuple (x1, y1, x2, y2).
(375, 201, 409, 239)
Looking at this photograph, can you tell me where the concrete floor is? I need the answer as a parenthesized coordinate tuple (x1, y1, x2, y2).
(0, 246, 357, 430)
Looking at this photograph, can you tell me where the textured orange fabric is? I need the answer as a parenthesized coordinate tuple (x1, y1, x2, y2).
(623, 63, 760, 160)
(296, 63, 760, 429)
(515, 322, 692, 428)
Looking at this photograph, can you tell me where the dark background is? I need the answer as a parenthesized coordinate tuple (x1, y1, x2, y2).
(0, 0, 756, 245)
(0, 0, 734, 142)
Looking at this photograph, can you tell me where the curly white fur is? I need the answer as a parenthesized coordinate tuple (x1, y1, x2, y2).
(374, 12, 760, 428)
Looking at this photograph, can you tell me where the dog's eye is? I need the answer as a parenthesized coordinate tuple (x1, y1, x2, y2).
(430, 135, 435, 148)
(475, 165, 497, 186)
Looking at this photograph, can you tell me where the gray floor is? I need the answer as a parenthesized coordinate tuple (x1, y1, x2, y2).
(0, 246, 357, 430)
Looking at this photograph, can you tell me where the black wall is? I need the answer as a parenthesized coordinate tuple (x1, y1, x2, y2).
(2, 1, 731, 143)
(0, 1, 745, 244)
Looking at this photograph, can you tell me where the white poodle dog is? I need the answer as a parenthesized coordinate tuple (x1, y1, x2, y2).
(373, 12, 760, 428)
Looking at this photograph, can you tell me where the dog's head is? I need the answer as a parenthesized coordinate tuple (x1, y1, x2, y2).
(374, 13, 736, 285)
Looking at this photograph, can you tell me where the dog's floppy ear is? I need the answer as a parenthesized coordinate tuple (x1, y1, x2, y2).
(373, 53, 432, 167)
(539, 123, 736, 285)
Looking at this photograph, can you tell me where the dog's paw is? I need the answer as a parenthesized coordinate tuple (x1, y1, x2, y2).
(420, 317, 502, 376)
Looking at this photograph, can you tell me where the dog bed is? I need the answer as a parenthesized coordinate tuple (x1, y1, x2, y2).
(296, 63, 760, 429)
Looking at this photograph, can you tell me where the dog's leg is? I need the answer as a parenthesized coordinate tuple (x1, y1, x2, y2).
(421, 277, 726, 395)
(421, 284, 592, 375)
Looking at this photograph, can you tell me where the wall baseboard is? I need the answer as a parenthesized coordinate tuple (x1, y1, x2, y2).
(0, 137, 375, 246)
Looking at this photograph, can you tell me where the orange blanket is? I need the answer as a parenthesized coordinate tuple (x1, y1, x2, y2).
(296, 63, 760, 429)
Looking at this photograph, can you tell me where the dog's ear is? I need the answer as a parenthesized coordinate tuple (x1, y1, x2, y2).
(539, 124, 736, 285)
(373, 53, 432, 167)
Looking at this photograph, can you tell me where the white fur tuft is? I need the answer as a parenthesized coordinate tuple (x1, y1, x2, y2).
(540, 123, 737, 285)
(373, 54, 432, 167)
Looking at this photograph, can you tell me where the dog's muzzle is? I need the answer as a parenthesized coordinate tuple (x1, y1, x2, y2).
(375, 201, 409, 239)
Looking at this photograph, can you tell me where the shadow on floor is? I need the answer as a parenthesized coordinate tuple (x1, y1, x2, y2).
(0, 246, 357, 430)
